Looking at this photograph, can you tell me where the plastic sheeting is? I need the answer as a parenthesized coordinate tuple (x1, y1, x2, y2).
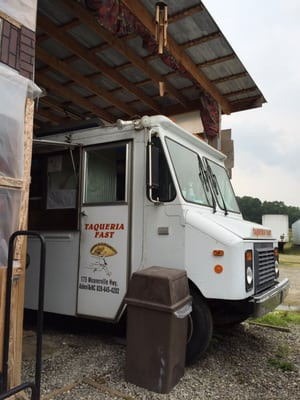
(0, 65, 41, 266)
(0, 0, 37, 31)
(0, 65, 41, 179)
(0, 188, 22, 266)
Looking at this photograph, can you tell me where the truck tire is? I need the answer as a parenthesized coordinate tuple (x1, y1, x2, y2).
(186, 288, 213, 365)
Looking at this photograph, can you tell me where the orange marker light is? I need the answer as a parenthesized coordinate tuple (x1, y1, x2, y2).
(274, 248, 279, 257)
(213, 250, 224, 257)
(214, 264, 223, 274)
(245, 250, 252, 262)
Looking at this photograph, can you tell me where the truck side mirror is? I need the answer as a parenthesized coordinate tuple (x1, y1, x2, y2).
(147, 137, 160, 203)
(151, 146, 160, 192)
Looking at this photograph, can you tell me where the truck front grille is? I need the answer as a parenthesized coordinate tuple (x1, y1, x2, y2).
(254, 243, 276, 293)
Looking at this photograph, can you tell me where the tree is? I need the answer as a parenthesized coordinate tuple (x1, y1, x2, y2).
(236, 196, 262, 223)
(237, 196, 300, 227)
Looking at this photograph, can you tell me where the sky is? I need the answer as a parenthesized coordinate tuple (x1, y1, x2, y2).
(206, 1, 300, 207)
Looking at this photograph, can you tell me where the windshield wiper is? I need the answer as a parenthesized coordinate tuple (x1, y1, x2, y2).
(198, 156, 216, 212)
(207, 164, 228, 216)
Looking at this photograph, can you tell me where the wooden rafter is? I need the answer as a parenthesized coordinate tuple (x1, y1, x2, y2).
(36, 73, 116, 122)
(37, 14, 160, 113)
(37, 18, 81, 43)
(36, 108, 70, 124)
(36, 46, 136, 116)
(212, 71, 248, 84)
(60, 0, 189, 109)
(40, 97, 82, 120)
(169, 4, 204, 24)
(224, 86, 258, 98)
(198, 54, 235, 68)
(180, 31, 221, 50)
(40, 97, 83, 120)
(229, 95, 264, 112)
(120, 0, 231, 114)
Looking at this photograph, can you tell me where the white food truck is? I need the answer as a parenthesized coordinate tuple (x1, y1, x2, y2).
(25, 115, 289, 363)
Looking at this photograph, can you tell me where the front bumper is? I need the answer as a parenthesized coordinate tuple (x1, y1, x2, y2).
(250, 278, 290, 318)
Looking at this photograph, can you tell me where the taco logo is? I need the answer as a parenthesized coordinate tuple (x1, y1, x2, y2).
(85, 242, 118, 276)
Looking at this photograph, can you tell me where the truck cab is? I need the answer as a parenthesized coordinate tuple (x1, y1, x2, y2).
(26, 115, 289, 363)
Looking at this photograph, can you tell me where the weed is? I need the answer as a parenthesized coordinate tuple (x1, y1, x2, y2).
(268, 345, 297, 372)
(250, 311, 300, 327)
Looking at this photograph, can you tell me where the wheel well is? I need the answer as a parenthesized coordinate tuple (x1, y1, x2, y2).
(188, 278, 206, 301)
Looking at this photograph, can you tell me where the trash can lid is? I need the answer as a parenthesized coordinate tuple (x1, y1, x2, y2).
(125, 266, 191, 311)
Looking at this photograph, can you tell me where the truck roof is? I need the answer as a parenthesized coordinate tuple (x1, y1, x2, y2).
(33, 115, 226, 162)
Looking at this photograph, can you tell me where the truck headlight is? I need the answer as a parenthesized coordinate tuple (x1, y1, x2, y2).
(246, 266, 253, 285)
(274, 247, 279, 278)
(245, 250, 253, 291)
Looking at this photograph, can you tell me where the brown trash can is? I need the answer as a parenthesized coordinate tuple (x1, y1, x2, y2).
(125, 266, 192, 394)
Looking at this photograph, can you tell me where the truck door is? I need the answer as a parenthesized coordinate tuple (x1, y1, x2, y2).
(77, 141, 131, 321)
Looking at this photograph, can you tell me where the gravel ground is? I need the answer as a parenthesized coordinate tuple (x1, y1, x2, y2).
(22, 318, 300, 400)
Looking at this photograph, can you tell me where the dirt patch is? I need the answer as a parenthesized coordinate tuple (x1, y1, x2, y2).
(279, 262, 300, 308)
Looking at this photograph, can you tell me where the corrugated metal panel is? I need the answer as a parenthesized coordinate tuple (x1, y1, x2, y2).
(89, 96, 111, 109)
(140, 83, 160, 97)
(185, 38, 233, 65)
(169, 9, 218, 44)
(45, 70, 69, 85)
(95, 47, 129, 67)
(142, 0, 200, 17)
(40, 39, 73, 60)
(38, 0, 73, 25)
(119, 66, 148, 83)
(202, 59, 246, 81)
(166, 75, 193, 90)
(35, 0, 266, 127)
(148, 58, 174, 75)
(126, 36, 152, 57)
(68, 25, 105, 48)
(216, 76, 256, 94)
(69, 59, 97, 76)
(92, 75, 120, 91)
(70, 84, 94, 98)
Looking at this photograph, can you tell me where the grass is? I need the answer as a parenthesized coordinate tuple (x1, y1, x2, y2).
(268, 345, 297, 372)
(250, 311, 300, 328)
(282, 232, 300, 256)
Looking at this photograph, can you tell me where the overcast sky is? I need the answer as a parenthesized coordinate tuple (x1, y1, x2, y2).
(206, 1, 300, 207)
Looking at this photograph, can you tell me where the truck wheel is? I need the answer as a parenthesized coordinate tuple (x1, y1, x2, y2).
(186, 288, 213, 365)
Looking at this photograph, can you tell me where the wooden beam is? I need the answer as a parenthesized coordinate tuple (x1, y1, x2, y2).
(37, 14, 159, 113)
(229, 95, 264, 112)
(212, 71, 248, 84)
(60, 0, 189, 109)
(36, 108, 69, 124)
(36, 73, 116, 122)
(169, 4, 204, 23)
(197, 54, 235, 68)
(37, 19, 81, 43)
(36, 46, 136, 116)
(180, 32, 221, 50)
(224, 86, 258, 98)
(120, 0, 231, 114)
(40, 97, 83, 120)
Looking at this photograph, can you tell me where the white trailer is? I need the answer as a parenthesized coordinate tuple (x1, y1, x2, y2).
(292, 219, 300, 245)
(262, 214, 289, 252)
(25, 115, 289, 363)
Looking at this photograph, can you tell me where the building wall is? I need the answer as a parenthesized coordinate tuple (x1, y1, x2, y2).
(171, 111, 234, 177)
(0, 15, 35, 80)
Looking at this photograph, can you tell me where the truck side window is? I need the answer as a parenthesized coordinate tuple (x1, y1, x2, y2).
(84, 144, 126, 204)
(166, 138, 213, 207)
(28, 148, 80, 231)
(148, 137, 176, 203)
(47, 152, 78, 209)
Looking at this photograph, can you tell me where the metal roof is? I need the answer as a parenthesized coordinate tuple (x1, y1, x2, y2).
(35, 0, 266, 133)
